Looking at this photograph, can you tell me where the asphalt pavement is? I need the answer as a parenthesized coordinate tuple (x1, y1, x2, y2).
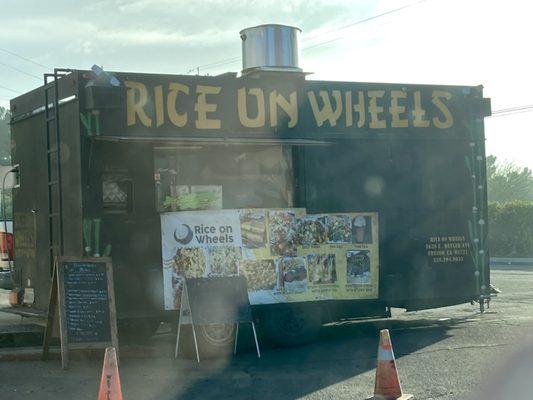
(1, 265, 532, 400)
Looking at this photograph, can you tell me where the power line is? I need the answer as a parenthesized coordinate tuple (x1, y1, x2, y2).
(303, 0, 429, 51)
(301, 0, 429, 43)
(186, 0, 430, 74)
(187, 56, 241, 73)
(0, 46, 50, 69)
(492, 105, 533, 114)
(488, 108, 533, 118)
(0, 84, 20, 94)
(0, 61, 41, 80)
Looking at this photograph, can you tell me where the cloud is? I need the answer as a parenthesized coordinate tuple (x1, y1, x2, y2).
(0, 0, 356, 71)
(0, 0, 532, 169)
(0, 0, 353, 40)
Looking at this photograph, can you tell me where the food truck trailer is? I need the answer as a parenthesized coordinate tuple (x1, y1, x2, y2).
(8, 25, 492, 349)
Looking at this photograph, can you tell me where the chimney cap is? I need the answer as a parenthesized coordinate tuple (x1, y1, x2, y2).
(240, 24, 302, 75)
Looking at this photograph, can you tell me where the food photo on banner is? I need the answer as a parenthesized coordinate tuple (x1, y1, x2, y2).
(352, 215, 372, 244)
(307, 253, 337, 285)
(161, 209, 379, 309)
(326, 215, 353, 243)
(268, 209, 299, 257)
(161, 210, 243, 309)
(239, 210, 267, 249)
(346, 250, 372, 285)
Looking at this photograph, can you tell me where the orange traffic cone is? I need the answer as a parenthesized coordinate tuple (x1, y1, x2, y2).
(370, 329, 413, 400)
(97, 347, 123, 400)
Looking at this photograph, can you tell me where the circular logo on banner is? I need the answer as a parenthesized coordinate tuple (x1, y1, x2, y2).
(174, 224, 194, 245)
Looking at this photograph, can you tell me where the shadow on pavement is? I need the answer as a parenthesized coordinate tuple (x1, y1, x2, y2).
(157, 314, 476, 400)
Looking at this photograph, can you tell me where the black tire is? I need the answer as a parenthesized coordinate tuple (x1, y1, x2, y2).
(260, 305, 322, 347)
(117, 318, 161, 344)
(178, 323, 236, 359)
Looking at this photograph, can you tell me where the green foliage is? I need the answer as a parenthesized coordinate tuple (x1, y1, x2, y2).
(0, 190, 12, 220)
(163, 191, 218, 211)
(487, 156, 533, 256)
(0, 107, 12, 220)
(0, 106, 10, 166)
(486, 155, 533, 202)
(489, 201, 533, 256)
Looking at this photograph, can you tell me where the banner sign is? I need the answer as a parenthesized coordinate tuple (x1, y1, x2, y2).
(83, 72, 489, 141)
(161, 209, 242, 250)
(161, 209, 379, 309)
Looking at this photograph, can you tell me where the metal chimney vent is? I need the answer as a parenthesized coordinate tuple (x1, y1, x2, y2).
(240, 24, 302, 75)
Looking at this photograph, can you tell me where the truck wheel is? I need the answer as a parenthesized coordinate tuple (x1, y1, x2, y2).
(261, 306, 322, 347)
(117, 318, 161, 343)
(178, 323, 235, 359)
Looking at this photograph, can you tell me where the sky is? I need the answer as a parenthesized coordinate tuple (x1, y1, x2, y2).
(0, 0, 531, 169)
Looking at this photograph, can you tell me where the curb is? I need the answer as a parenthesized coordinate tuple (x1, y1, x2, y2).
(490, 257, 533, 266)
(0, 347, 57, 361)
(0, 345, 174, 361)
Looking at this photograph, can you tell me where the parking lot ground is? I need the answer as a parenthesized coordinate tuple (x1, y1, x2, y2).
(0, 265, 532, 400)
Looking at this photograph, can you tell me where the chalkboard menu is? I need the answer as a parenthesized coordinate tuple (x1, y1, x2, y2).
(62, 261, 111, 343)
(42, 257, 118, 369)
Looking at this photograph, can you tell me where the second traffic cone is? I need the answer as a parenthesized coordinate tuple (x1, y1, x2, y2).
(370, 329, 413, 400)
(97, 347, 123, 400)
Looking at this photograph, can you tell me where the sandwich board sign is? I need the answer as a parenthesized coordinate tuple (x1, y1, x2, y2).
(175, 276, 260, 362)
(42, 257, 119, 369)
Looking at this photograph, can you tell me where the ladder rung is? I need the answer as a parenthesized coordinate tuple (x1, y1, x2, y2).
(47, 148, 58, 154)
(48, 180, 59, 186)
(45, 116, 56, 122)
(49, 213, 60, 218)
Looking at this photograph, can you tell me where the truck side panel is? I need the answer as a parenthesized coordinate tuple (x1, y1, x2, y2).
(303, 139, 484, 308)
(11, 100, 83, 310)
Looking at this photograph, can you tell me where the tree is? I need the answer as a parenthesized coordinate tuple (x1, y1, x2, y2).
(0, 106, 10, 166)
(486, 155, 533, 203)
(0, 107, 12, 220)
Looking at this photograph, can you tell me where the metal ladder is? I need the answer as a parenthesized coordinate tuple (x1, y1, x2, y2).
(43, 69, 71, 274)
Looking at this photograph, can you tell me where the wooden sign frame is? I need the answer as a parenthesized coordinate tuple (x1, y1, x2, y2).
(42, 256, 119, 369)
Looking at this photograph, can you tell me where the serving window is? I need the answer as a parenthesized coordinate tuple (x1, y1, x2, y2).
(154, 145, 295, 212)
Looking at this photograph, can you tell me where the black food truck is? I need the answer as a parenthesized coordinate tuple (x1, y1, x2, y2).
(8, 25, 492, 350)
